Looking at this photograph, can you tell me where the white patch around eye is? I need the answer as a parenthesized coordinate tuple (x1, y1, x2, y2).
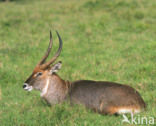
(35, 72, 42, 77)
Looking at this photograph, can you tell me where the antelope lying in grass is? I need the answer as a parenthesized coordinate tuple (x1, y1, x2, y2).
(23, 31, 146, 115)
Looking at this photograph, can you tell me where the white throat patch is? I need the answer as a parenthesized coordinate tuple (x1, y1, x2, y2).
(41, 77, 50, 97)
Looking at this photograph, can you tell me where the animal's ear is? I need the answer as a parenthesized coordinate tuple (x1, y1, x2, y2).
(50, 61, 62, 74)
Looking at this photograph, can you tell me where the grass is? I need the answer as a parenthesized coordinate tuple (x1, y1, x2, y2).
(0, 0, 155, 125)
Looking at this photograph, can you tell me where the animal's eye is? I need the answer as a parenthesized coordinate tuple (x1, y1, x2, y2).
(36, 72, 42, 77)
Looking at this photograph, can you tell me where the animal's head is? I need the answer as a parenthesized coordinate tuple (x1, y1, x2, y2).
(23, 31, 63, 91)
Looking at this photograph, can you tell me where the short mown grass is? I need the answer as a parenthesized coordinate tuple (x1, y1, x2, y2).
(0, 0, 155, 125)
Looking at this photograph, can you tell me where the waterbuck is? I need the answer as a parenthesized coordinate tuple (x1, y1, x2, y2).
(23, 31, 146, 115)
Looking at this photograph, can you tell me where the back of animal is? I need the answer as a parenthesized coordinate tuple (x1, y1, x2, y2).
(69, 80, 146, 114)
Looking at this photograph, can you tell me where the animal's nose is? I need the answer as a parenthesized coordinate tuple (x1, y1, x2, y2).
(23, 84, 27, 88)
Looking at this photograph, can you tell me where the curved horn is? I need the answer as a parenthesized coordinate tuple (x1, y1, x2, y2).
(37, 31, 53, 65)
(40, 31, 63, 69)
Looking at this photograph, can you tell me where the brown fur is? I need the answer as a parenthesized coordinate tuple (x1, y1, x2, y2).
(23, 31, 146, 115)
(67, 80, 146, 114)
(24, 55, 146, 115)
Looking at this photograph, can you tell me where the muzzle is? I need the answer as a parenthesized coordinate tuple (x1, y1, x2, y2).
(23, 83, 33, 91)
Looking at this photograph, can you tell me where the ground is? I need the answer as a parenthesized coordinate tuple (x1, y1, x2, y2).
(0, 0, 155, 125)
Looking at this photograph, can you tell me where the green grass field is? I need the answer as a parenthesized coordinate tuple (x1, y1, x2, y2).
(0, 0, 155, 125)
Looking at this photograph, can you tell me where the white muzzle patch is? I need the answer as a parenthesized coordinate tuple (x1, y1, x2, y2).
(23, 83, 33, 91)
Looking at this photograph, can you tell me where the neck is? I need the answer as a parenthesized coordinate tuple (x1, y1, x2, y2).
(41, 77, 50, 97)
(40, 74, 72, 104)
